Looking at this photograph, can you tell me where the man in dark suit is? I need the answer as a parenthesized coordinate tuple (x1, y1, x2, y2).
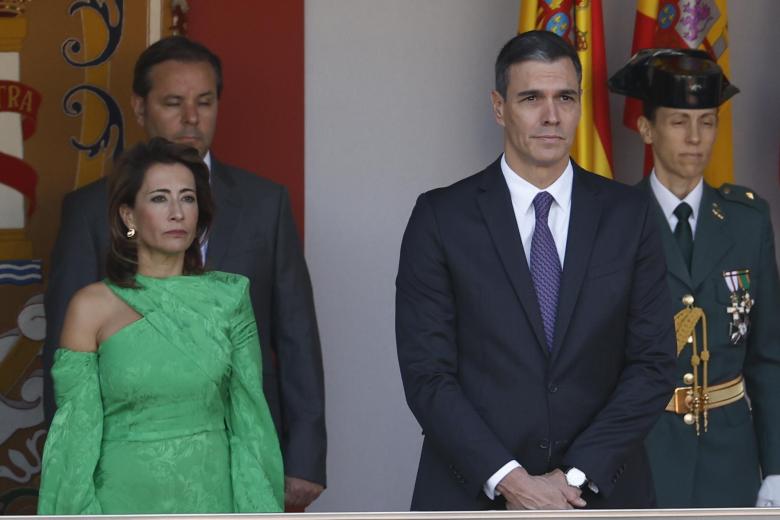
(42, 36, 326, 509)
(395, 31, 676, 510)
(609, 49, 780, 508)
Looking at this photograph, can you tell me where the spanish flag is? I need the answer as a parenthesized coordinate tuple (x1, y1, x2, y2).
(625, 0, 734, 186)
(519, 0, 613, 179)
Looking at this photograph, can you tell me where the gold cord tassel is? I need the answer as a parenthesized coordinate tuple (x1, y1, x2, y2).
(674, 304, 709, 435)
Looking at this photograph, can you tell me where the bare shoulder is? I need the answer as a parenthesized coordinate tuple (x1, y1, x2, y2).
(69, 282, 116, 314)
(60, 282, 114, 352)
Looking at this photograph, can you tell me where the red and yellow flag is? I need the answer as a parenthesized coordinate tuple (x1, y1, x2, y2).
(625, 0, 733, 186)
(519, 0, 613, 179)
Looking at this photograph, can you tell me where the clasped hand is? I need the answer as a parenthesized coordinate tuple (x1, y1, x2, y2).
(284, 476, 324, 509)
(496, 467, 587, 510)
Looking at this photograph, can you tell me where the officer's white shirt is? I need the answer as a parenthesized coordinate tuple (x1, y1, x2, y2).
(649, 170, 703, 235)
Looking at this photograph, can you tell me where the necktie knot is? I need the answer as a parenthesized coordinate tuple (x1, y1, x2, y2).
(674, 202, 693, 222)
(533, 191, 555, 222)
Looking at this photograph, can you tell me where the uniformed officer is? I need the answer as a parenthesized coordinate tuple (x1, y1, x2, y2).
(609, 49, 780, 508)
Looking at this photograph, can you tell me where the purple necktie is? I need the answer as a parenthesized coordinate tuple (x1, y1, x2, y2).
(530, 192, 561, 351)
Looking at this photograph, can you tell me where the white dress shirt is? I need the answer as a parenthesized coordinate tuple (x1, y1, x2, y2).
(501, 155, 572, 268)
(199, 151, 213, 262)
(483, 156, 574, 500)
(649, 170, 703, 235)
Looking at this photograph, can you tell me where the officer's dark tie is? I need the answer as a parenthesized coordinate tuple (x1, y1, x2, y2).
(530, 192, 561, 351)
(674, 202, 694, 271)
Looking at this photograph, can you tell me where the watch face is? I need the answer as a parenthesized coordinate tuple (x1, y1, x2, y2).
(566, 468, 587, 488)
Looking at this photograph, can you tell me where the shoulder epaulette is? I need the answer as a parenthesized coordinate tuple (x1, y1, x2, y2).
(717, 183, 766, 210)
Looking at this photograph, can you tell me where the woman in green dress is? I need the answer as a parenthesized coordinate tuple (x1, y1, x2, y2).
(38, 137, 284, 514)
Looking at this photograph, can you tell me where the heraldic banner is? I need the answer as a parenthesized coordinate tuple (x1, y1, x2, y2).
(625, 0, 734, 186)
(0, 1, 178, 514)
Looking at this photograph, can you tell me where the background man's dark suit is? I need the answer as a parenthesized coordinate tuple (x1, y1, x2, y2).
(396, 158, 676, 510)
(42, 158, 327, 486)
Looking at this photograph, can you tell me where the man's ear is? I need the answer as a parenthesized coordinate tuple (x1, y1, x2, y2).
(637, 115, 654, 145)
(130, 94, 146, 127)
(490, 90, 506, 127)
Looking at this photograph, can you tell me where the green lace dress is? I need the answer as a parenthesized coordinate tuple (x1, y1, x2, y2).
(38, 272, 284, 514)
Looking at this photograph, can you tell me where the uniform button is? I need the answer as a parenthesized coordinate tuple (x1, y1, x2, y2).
(548, 383, 558, 393)
(682, 294, 694, 306)
(539, 439, 549, 449)
(683, 373, 694, 385)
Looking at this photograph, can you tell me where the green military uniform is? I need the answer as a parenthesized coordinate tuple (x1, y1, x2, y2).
(642, 180, 780, 507)
(610, 48, 780, 507)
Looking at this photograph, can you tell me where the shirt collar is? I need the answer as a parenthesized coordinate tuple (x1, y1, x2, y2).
(649, 170, 703, 222)
(500, 154, 573, 216)
(203, 151, 212, 172)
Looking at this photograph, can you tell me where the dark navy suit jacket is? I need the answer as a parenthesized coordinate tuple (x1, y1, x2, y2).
(396, 158, 676, 510)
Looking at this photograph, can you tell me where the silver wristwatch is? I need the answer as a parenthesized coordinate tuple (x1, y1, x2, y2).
(564, 466, 587, 489)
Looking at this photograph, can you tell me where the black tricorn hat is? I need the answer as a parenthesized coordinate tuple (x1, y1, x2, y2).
(608, 48, 739, 109)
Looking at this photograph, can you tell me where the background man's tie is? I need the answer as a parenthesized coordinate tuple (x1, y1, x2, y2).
(674, 202, 693, 271)
(530, 191, 561, 351)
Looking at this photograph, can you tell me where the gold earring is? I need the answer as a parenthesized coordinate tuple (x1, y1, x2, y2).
(126, 228, 136, 239)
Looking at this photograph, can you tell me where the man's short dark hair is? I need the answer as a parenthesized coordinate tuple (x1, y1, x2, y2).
(495, 30, 582, 99)
(133, 36, 223, 99)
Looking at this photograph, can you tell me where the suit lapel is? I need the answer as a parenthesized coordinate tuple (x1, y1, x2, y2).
(205, 159, 242, 269)
(690, 184, 733, 290)
(639, 177, 693, 289)
(477, 160, 548, 355)
(550, 166, 600, 361)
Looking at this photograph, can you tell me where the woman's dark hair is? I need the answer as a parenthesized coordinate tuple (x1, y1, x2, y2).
(106, 137, 214, 287)
(643, 101, 660, 122)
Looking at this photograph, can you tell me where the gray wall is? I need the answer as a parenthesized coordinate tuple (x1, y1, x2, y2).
(304, 0, 780, 512)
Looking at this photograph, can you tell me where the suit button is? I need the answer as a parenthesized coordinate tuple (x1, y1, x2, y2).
(539, 439, 549, 449)
(548, 383, 558, 393)
(682, 294, 694, 306)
